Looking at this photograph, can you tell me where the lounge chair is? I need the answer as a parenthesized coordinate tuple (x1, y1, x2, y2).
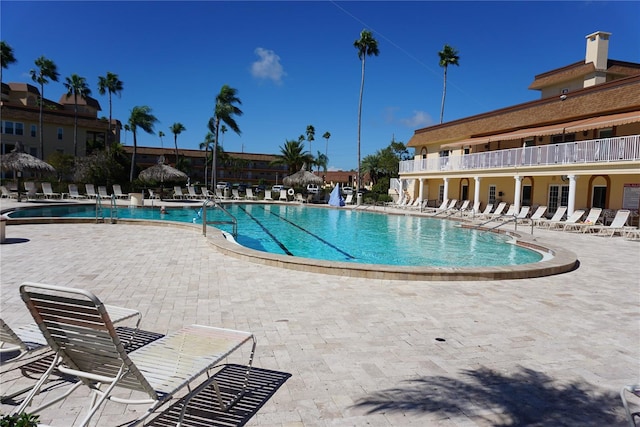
(173, 186, 186, 199)
(462, 200, 480, 217)
(512, 206, 530, 222)
(84, 183, 98, 199)
(548, 209, 585, 230)
(535, 206, 567, 228)
(263, 190, 273, 201)
(295, 193, 306, 203)
(232, 189, 244, 200)
(41, 182, 61, 199)
(1, 304, 141, 403)
(474, 203, 494, 220)
(24, 181, 41, 200)
(482, 201, 506, 220)
(279, 189, 288, 201)
(186, 186, 201, 200)
(520, 205, 547, 225)
(344, 194, 354, 205)
(98, 185, 110, 199)
(563, 207, 602, 232)
(67, 184, 87, 200)
(112, 184, 129, 199)
(0, 185, 18, 199)
(584, 209, 631, 237)
(15, 282, 255, 427)
(496, 204, 517, 221)
(245, 188, 258, 200)
(147, 189, 160, 200)
(621, 384, 640, 427)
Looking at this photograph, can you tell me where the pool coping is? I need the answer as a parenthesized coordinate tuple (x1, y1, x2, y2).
(2, 204, 579, 281)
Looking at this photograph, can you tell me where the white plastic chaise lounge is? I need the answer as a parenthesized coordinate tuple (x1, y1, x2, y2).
(547, 209, 585, 230)
(520, 205, 547, 225)
(584, 209, 631, 237)
(563, 207, 602, 232)
(621, 384, 640, 427)
(0, 185, 19, 199)
(535, 206, 567, 228)
(41, 182, 61, 199)
(98, 186, 110, 199)
(84, 183, 98, 199)
(67, 184, 86, 200)
(263, 190, 273, 201)
(14, 282, 256, 427)
(512, 206, 530, 223)
(462, 200, 480, 217)
(474, 203, 494, 220)
(173, 186, 186, 199)
(186, 186, 203, 200)
(245, 188, 258, 200)
(232, 188, 244, 200)
(112, 184, 129, 199)
(24, 181, 41, 200)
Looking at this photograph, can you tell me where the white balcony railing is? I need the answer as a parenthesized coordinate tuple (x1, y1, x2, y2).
(400, 135, 640, 174)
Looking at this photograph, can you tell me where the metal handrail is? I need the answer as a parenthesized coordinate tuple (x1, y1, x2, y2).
(201, 198, 237, 238)
(95, 194, 104, 223)
(110, 194, 118, 223)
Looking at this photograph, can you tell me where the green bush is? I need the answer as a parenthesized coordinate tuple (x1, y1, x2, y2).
(1, 413, 40, 427)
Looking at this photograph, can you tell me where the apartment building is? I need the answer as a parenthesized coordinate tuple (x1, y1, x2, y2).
(400, 31, 640, 216)
(1, 82, 117, 159)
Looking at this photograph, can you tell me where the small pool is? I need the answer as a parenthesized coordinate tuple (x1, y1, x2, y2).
(7, 204, 543, 268)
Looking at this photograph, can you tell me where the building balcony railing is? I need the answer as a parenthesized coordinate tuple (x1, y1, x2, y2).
(400, 134, 640, 174)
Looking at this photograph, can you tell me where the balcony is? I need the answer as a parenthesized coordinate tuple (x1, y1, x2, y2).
(400, 135, 640, 174)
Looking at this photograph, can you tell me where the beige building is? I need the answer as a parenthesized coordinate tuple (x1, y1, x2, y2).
(1, 82, 116, 159)
(401, 31, 640, 219)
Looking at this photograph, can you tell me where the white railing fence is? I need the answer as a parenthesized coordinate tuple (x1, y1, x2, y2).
(400, 135, 640, 173)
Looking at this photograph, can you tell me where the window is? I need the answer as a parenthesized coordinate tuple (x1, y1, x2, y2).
(488, 185, 496, 204)
(592, 186, 607, 208)
(15, 122, 24, 135)
(551, 133, 576, 144)
(598, 128, 613, 138)
(2, 121, 14, 134)
(30, 125, 37, 138)
(57, 128, 63, 140)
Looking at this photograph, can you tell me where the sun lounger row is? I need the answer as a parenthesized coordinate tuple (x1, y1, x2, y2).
(1, 282, 256, 426)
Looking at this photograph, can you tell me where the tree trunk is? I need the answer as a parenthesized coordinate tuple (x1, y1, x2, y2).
(130, 131, 137, 182)
(440, 66, 448, 124)
(357, 56, 366, 191)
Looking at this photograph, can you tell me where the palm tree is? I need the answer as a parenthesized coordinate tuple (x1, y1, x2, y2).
(199, 132, 215, 189)
(63, 74, 92, 157)
(128, 106, 158, 182)
(272, 139, 313, 175)
(97, 72, 123, 152)
(322, 131, 331, 161)
(306, 125, 315, 154)
(30, 56, 59, 159)
(123, 124, 130, 144)
(354, 29, 379, 191)
(209, 85, 242, 190)
(438, 44, 460, 124)
(315, 151, 328, 173)
(170, 122, 186, 165)
(220, 124, 227, 149)
(158, 131, 165, 148)
(1, 41, 17, 84)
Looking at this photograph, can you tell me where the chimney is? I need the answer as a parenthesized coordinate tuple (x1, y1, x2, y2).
(584, 31, 611, 87)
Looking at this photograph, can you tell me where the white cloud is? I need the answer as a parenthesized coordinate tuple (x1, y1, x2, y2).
(251, 48, 286, 84)
(400, 110, 434, 128)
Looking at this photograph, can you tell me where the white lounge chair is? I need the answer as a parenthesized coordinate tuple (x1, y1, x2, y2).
(513, 206, 530, 222)
(24, 181, 41, 200)
(15, 282, 255, 427)
(621, 384, 640, 427)
(98, 185, 110, 199)
(84, 183, 98, 199)
(548, 209, 585, 230)
(462, 200, 480, 217)
(186, 186, 203, 199)
(112, 184, 129, 199)
(147, 189, 160, 200)
(279, 189, 288, 201)
(520, 205, 547, 225)
(232, 188, 244, 200)
(344, 194, 354, 205)
(535, 206, 567, 228)
(563, 207, 602, 232)
(67, 184, 87, 200)
(584, 209, 631, 237)
(245, 188, 258, 200)
(173, 186, 186, 199)
(496, 204, 517, 221)
(41, 182, 61, 199)
(474, 203, 494, 220)
(1, 185, 18, 199)
(263, 190, 273, 201)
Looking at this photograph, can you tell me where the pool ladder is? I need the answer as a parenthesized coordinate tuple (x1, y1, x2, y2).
(95, 194, 118, 224)
(201, 198, 237, 238)
(469, 213, 534, 235)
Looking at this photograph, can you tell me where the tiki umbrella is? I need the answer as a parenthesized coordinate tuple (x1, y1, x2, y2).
(0, 142, 56, 202)
(282, 163, 323, 188)
(138, 156, 188, 199)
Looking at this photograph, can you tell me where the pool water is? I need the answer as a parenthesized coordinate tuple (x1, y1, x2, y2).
(8, 204, 543, 267)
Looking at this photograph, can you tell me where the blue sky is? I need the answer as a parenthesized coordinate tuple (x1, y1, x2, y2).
(2, 1, 639, 171)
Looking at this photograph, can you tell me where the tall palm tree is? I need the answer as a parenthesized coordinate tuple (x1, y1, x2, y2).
(158, 130, 165, 148)
(63, 74, 92, 157)
(199, 132, 215, 189)
(30, 56, 59, 159)
(354, 29, 379, 191)
(97, 72, 123, 152)
(128, 106, 158, 182)
(438, 44, 460, 124)
(170, 122, 186, 165)
(306, 125, 315, 154)
(322, 131, 331, 163)
(315, 151, 328, 173)
(219, 124, 227, 148)
(1, 41, 17, 84)
(123, 124, 130, 144)
(209, 85, 242, 190)
(272, 139, 313, 175)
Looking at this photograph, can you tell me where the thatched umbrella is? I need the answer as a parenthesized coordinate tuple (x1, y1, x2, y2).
(282, 163, 323, 188)
(138, 156, 188, 199)
(0, 142, 56, 201)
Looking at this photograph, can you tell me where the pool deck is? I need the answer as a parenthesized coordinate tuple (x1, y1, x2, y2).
(1, 198, 639, 426)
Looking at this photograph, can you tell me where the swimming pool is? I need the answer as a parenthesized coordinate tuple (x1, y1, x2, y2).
(7, 203, 543, 268)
